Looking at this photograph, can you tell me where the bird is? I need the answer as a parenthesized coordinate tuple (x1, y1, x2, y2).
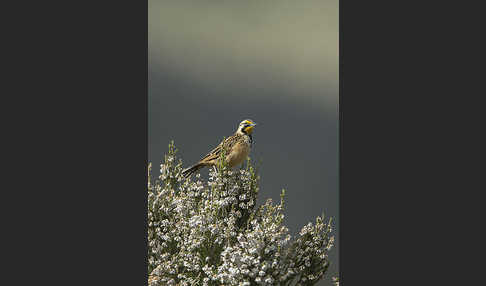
(182, 119, 257, 178)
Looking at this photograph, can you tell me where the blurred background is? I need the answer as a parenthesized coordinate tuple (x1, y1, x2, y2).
(149, 1, 338, 284)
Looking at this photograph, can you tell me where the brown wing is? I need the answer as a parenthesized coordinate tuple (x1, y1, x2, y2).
(199, 143, 223, 163)
(199, 134, 239, 164)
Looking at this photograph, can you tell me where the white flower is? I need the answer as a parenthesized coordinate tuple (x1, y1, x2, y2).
(148, 144, 334, 285)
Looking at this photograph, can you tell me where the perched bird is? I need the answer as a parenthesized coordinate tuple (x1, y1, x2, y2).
(182, 119, 257, 178)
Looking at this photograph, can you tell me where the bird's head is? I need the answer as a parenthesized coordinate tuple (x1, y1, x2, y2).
(237, 119, 257, 135)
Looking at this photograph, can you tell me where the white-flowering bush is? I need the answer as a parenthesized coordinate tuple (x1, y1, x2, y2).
(148, 142, 335, 286)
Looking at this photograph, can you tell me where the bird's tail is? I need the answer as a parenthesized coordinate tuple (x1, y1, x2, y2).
(182, 162, 205, 178)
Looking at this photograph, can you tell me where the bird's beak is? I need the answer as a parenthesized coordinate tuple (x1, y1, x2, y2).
(250, 122, 257, 127)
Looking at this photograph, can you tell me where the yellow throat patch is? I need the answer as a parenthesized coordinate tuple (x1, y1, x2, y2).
(244, 125, 254, 134)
